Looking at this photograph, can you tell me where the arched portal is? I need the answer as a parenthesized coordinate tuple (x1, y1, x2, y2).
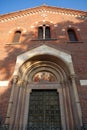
(6, 45, 82, 130)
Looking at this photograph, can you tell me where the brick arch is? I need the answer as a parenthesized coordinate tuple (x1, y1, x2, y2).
(8, 27, 26, 43)
(31, 21, 55, 39)
(33, 20, 54, 27)
(65, 26, 81, 41)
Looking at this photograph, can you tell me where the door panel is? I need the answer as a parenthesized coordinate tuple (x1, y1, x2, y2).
(27, 90, 61, 130)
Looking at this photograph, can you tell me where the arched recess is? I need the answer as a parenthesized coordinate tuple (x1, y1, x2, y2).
(6, 45, 82, 130)
(32, 21, 55, 39)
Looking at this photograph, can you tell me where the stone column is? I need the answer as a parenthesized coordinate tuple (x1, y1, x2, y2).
(43, 25, 46, 39)
(60, 81, 70, 130)
(23, 87, 31, 130)
(5, 76, 18, 125)
(8, 76, 20, 130)
(19, 81, 27, 130)
(70, 75, 82, 129)
(57, 86, 67, 130)
(63, 79, 75, 130)
(14, 83, 23, 130)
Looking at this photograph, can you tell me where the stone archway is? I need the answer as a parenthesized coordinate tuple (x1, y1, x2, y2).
(6, 45, 82, 130)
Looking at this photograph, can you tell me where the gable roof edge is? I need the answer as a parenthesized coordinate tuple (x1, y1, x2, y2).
(0, 5, 87, 23)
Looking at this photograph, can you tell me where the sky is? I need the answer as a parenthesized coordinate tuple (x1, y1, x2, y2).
(0, 0, 87, 15)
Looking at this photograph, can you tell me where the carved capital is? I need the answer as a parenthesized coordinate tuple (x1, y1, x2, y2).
(69, 74, 76, 80)
(13, 75, 19, 84)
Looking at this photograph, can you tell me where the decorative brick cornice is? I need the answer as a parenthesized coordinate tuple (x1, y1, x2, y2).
(0, 5, 87, 23)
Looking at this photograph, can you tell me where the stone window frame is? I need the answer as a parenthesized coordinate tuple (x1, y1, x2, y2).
(38, 24, 51, 40)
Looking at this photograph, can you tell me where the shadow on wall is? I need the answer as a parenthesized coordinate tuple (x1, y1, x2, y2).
(0, 17, 87, 125)
(0, 83, 11, 125)
(0, 18, 87, 80)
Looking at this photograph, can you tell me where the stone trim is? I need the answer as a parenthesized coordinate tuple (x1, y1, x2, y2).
(23, 89, 31, 130)
(22, 84, 68, 130)
(80, 80, 87, 86)
(0, 81, 9, 86)
(7, 45, 82, 129)
(13, 45, 74, 76)
(0, 6, 87, 23)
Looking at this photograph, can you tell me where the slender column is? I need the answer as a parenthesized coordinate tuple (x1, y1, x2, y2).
(43, 25, 46, 39)
(19, 85, 26, 130)
(6, 76, 19, 130)
(23, 87, 31, 130)
(70, 75, 82, 129)
(14, 85, 23, 130)
(57, 87, 67, 130)
(60, 81, 70, 130)
(5, 76, 18, 125)
(63, 80, 75, 130)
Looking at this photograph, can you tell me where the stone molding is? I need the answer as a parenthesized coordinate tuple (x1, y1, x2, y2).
(0, 5, 87, 23)
(7, 44, 82, 129)
(80, 80, 87, 86)
(13, 45, 75, 76)
(0, 81, 9, 86)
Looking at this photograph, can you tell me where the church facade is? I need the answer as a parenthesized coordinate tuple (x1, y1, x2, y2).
(0, 5, 87, 130)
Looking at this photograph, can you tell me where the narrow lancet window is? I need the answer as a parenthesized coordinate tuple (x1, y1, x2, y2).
(68, 29, 78, 42)
(12, 30, 21, 43)
(38, 27, 43, 39)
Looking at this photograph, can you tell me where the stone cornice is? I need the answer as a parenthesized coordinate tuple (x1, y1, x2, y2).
(0, 5, 87, 23)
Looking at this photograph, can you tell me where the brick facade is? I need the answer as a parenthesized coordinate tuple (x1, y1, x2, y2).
(0, 5, 87, 129)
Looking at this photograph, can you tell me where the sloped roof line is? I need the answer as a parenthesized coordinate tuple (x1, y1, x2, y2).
(0, 5, 87, 22)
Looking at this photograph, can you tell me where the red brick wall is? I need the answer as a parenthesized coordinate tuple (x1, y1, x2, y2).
(0, 85, 11, 124)
(0, 7, 87, 125)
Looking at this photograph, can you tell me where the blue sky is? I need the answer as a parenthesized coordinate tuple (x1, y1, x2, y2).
(0, 0, 87, 15)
